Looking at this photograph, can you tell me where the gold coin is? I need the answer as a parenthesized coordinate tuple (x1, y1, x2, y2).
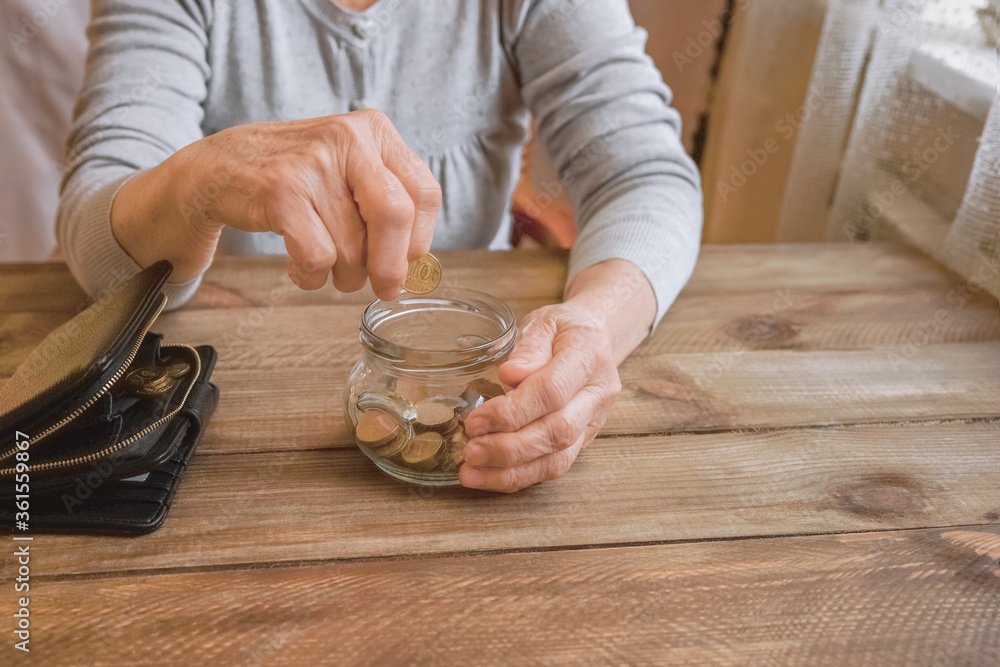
(414, 402, 456, 432)
(439, 429, 469, 471)
(376, 433, 409, 459)
(125, 366, 176, 397)
(401, 432, 444, 471)
(165, 362, 192, 379)
(403, 253, 442, 295)
(460, 378, 505, 416)
(127, 366, 168, 385)
(354, 410, 401, 449)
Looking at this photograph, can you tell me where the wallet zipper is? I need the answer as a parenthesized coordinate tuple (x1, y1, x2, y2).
(0, 298, 167, 462)
(0, 343, 200, 477)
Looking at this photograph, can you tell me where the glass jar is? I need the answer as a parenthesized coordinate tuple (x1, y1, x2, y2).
(344, 289, 517, 486)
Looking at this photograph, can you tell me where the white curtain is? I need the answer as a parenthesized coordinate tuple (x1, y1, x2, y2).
(778, 0, 999, 298)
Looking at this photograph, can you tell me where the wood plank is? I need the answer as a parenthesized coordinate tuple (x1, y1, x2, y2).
(9, 270, 997, 369)
(4, 292, 998, 452)
(178, 341, 999, 454)
(110, 279, 1000, 366)
(7, 281, 999, 379)
(641, 284, 1000, 355)
(682, 243, 967, 294)
(27, 526, 1000, 665)
(0, 244, 967, 313)
(0, 261, 88, 313)
(0, 298, 547, 377)
(0, 250, 568, 314)
(5, 320, 997, 454)
(8, 421, 999, 576)
(615, 342, 1000, 435)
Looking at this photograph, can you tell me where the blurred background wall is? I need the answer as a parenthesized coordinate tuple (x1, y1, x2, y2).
(0, 0, 89, 262)
(517, 0, 828, 245)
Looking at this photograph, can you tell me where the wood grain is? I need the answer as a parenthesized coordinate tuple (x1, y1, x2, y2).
(7, 282, 998, 379)
(7, 421, 998, 577)
(27, 526, 1000, 666)
(615, 343, 1000, 435)
(149, 341, 997, 455)
(5, 320, 997, 454)
(0, 244, 969, 313)
(0, 250, 568, 314)
(2, 246, 998, 664)
(129, 279, 1000, 363)
(4, 247, 997, 455)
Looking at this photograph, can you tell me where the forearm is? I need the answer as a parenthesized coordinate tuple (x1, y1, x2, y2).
(510, 0, 704, 330)
(110, 152, 222, 284)
(563, 258, 657, 365)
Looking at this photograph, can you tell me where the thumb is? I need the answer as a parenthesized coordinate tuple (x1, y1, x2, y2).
(499, 320, 555, 388)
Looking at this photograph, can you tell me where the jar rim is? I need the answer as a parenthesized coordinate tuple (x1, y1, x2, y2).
(359, 288, 517, 370)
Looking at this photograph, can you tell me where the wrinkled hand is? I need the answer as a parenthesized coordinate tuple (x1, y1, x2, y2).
(116, 109, 441, 299)
(459, 303, 622, 492)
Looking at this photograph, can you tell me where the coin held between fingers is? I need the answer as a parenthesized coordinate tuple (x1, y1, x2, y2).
(403, 253, 442, 295)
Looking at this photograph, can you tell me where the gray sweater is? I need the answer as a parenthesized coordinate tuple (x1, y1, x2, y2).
(58, 0, 702, 325)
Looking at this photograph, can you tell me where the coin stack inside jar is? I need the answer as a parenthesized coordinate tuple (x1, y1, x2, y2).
(352, 378, 504, 474)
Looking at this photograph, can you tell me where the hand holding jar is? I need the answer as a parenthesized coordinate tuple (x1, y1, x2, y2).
(459, 303, 621, 492)
(460, 258, 656, 492)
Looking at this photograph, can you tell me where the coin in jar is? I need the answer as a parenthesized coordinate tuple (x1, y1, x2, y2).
(376, 432, 409, 459)
(403, 253, 442, 295)
(458, 378, 505, 420)
(354, 410, 401, 449)
(414, 401, 457, 433)
(440, 429, 469, 471)
(378, 433, 409, 460)
(401, 432, 444, 471)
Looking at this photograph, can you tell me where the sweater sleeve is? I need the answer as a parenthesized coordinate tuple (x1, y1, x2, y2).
(503, 0, 703, 328)
(57, 0, 212, 308)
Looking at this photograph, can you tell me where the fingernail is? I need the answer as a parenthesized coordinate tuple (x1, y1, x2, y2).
(463, 443, 487, 467)
(462, 466, 485, 489)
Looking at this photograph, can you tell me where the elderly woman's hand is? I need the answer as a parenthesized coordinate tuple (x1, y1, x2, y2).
(459, 302, 622, 492)
(111, 109, 441, 300)
(459, 258, 657, 492)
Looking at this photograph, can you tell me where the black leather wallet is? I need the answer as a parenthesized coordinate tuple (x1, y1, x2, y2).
(0, 261, 219, 535)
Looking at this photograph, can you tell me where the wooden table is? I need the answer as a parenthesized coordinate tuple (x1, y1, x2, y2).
(2, 244, 999, 665)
